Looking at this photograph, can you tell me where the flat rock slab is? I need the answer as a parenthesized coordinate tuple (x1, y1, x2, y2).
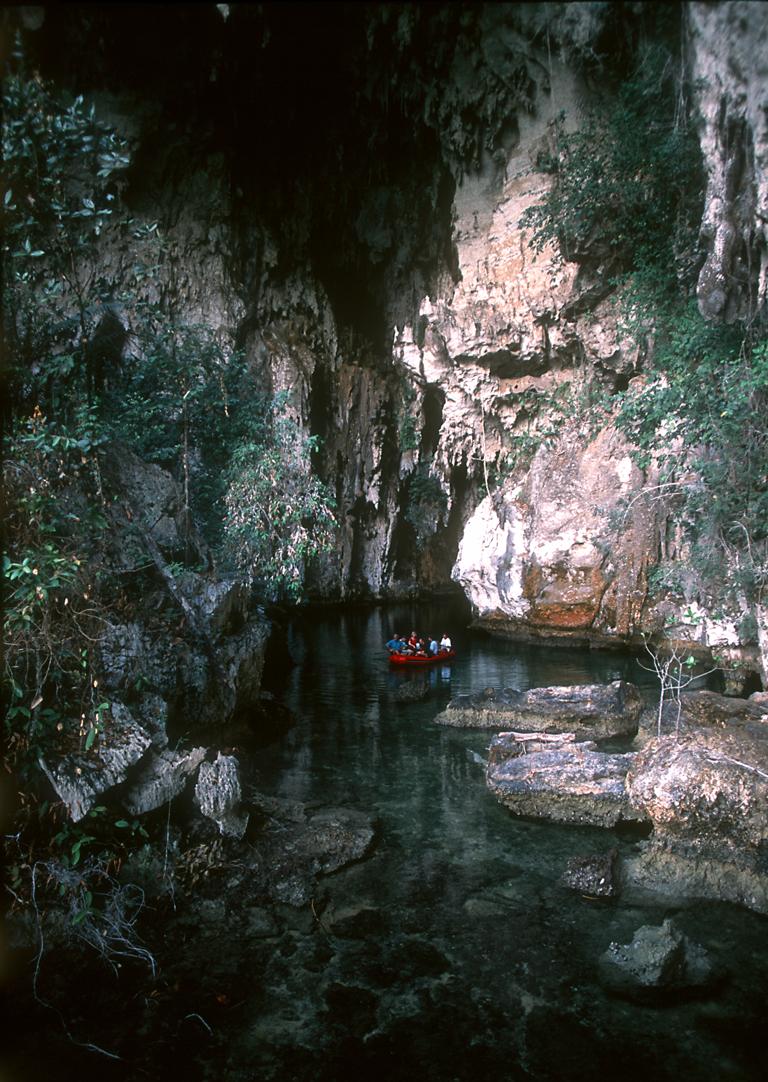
(436, 680, 642, 741)
(486, 733, 643, 828)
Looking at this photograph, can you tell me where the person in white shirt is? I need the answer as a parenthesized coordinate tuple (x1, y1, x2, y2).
(440, 633, 452, 651)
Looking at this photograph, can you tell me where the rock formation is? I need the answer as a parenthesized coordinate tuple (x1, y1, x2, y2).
(436, 679, 642, 740)
(689, 1, 768, 321)
(485, 688, 768, 913)
(598, 918, 714, 1001)
(195, 753, 249, 840)
(13, 2, 768, 688)
(38, 445, 271, 823)
(487, 734, 641, 828)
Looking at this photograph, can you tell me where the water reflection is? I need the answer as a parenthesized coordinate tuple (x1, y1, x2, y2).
(250, 600, 766, 1082)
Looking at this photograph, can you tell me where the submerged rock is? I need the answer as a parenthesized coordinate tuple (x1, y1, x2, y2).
(561, 848, 619, 898)
(393, 678, 431, 702)
(321, 901, 386, 939)
(599, 918, 714, 1001)
(261, 806, 376, 906)
(485, 689, 768, 914)
(437, 680, 642, 741)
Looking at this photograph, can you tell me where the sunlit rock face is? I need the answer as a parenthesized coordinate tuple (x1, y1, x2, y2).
(452, 420, 656, 645)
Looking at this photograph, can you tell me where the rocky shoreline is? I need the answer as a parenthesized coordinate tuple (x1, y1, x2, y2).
(437, 683, 768, 914)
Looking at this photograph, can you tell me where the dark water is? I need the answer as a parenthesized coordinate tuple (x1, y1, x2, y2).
(242, 598, 768, 1082)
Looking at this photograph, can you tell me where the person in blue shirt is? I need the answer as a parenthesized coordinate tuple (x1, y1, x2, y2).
(428, 637, 439, 656)
(385, 633, 402, 654)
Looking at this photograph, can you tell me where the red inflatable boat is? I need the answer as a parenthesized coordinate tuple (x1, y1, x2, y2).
(388, 649, 456, 667)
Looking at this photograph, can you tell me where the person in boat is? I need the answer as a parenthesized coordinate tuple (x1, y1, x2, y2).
(385, 633, 402, 654)
(428, 636, 439, 656)
(414, 639, 428, 657)
(440, 632, 452, 652)
(408, 630, 419, 651)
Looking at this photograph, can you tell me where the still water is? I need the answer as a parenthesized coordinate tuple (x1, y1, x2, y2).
(245, 597, 767, 1081)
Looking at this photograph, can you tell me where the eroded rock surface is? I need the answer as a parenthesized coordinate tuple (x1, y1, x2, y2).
(16, 3, 768, 680)
(561, 848, 619, 898)
(486, 731, 641, 828)
(195, 753, 249, 839)
(637, 688, 768, 741)
(486, 688, 768, 913)
(690, 1, 768, 320)
(40, 700, 152, 821)
(436, 680, 642, 741)
(625, 722, 768, 913)
(123, 746, 208, 817)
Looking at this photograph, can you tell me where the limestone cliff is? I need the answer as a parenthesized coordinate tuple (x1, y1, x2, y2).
(15, 2, 768, 682)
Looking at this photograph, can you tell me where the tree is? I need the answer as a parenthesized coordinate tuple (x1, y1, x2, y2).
(2, 52, 130, 416)
(638, 634, 718, 739)
(221, 414, 337, 600)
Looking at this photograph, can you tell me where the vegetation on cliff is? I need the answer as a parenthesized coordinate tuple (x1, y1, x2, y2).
(523, 21, 768, 623)
(2, 50, 335, 881)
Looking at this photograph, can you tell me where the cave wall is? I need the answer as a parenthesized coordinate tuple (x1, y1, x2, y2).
(13, 2, 768, 679)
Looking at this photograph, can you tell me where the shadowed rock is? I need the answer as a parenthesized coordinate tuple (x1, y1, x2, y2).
(562, 848, 619, 897)
(123, 746, 207, 816)
(195, 753, 249, 839)
(255, 803, 376, 907)
(39, 700, 151, 821)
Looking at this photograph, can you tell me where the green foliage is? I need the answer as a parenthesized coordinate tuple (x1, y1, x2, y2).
(404, 461, 448, 542)
(2, 55, 131, 414)
(2, 61, 338, 889)
(221, 416, 337, 600)
(110, 317, 339, 586)
(522, 44, 703, 285)
(617, 303, 768, 599)
(487, 437, 540, 489)
(3, 403, 112, 780)
(520, 24, 766, 615)
(110, 316, 252, 542)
